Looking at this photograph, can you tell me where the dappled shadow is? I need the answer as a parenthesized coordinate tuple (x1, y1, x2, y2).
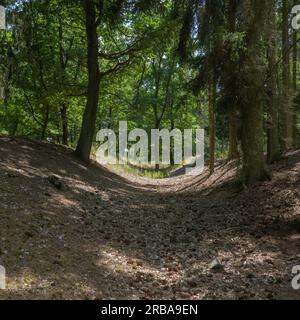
(0, 137, 299, 299)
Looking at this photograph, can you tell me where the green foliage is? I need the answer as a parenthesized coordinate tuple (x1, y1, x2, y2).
(0, 0, 299, 179)
(108, 162, 179, 179)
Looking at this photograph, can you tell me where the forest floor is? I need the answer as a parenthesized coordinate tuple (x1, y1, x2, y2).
(0, 136, 299, 300)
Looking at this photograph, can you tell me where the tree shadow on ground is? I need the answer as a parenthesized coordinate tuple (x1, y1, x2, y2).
(0, 137, 299, 299)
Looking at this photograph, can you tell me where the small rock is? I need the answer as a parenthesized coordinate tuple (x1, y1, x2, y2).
(159, 278, 168, 285)
(179, 292, 190, 299)
(24, 231, 34, 238)
(246, 272, 255, 279)
(6, 172, 18, 178)
(185, 276, 198, 288)
(266, 292, 274, 300)
(210, 258, 224, 272)
(53, 259, 63, 266)
(47, 175, 64, 190)
(265, 258, 274, 265)
(136, 260, 143, 267)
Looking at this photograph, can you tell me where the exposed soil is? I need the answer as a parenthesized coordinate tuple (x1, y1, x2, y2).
(0, 136, 299, 300)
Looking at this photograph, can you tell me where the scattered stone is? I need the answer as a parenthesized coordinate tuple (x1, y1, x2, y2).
(265, 258, 274, 265)
(24, 231, 34, 238)
(5, 172, 18, 178)
(185, 276, 198, 288)
(47, 175, 64, 190)
(266, 292, 274, 300)
(179, 292, 190, 299)
(136, 260, 143, 267)
(53, 259, 63, 266)
(246, 273, 255, 279)
(210, 258, 224, 272)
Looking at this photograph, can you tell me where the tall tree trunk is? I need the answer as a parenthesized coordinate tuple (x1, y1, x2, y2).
(240, 0, 269, 185)
(208, 71, 216, 174)
(60, 102, 69, 146)
(170, 115, 175, 166)
(293, 22, 298, 93)
(267, 0, 280, 163)
(227, 0, 239, 161)
(152, 56, 163, 172)
(293, 1, 298, 146)
(282, 0, 293, 150)
(75, 0, 100, 162)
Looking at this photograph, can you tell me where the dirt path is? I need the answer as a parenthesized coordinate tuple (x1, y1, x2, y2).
(0, 136, 299, 300)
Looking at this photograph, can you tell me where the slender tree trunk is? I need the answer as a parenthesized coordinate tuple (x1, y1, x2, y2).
(208, 71, 216, 174)
(267, 0, 280, 163)
(228, 109, 239, 160)
(60, 102, 69, 146)
(170, 116, 175, 166)
(152, 56, 163, 172)
(11, 118, 19, 136)
(227, 0, 239, 161)
(282, 0, 293, 150)
(41, 104, 49, 140)
(293, 22, 298, 93)
(293, 2, 298, 146)
(75, 0, 100, 162)
(154, 118, 160, 172)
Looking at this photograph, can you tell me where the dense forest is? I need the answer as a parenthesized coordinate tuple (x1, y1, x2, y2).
(0, 0, 299, 182)
(0, 0, 299, 301)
